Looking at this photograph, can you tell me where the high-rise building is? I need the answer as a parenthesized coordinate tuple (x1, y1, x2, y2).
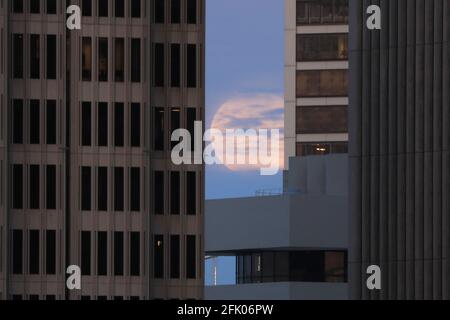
(0, 0, 204, 300)
(349, 0, 450, 299)
(285, 0, 349, 169)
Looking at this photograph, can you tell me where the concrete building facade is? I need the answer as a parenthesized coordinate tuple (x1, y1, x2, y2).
(0, 0, 204, 300)
(349, 0, 450, 299)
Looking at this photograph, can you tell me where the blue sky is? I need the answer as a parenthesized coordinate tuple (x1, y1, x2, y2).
(205, 0, 284, 285)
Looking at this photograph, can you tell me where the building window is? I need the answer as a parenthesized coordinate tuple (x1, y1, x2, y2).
(297, 34, 348, 61)
(114, 232, 124, 276)
(12, 0, 23, 13)
(12, 230, 23, 274)
(171, 0, 181, 23)
(187, 0, 197, 24)
(46, 35, 56, 79)
(98, 0, 108, 17)
(171, 44, 180, 87)
(130, 232, 140, 276)
(82, 37, 92, 81)
(296, 70, 348, 97)
(97, 232, 107, 276)
(296, 142, 348, 156)
(170, 108, 180, 149)
(82, 0, 92, 16)
(170, 172, 180, 215)
(187, 108, 196, 151)
(186, 44, 197, 88)
(29, 230, 40, 275)
(81, 167, 91, 211)
(154, 235, 164, 278)
(46, 295, 56, 300)
(170, 235, 180, 279)
(29, 100, 40, 144)
(29, 295, 39, 300)
(98, 102, 108, 146)
(186, 172, 196, 215)
(114, 167, 124, 211)
(30, 0, 40, 13)
(46, 165, 56, 210)
(30, 35, 40, 79)
(154, 171, 164, 215)
(114, 0, 124, 17)
(186, 235, 196, 279)
(114, 38, 124, 82)
(13, 34, 23, 78)
(131, 0, 141, 18)
(130, 39, 141, 82)
(98, 167, 108, 211)
(154, 107, 164, 151)
(81, 231, 91, 276)
(29, 165, 40, 210)
(130, 167, 140, 212)
(130, 103, 141, 147)
(296, 106, 348, 134)
(12, 164, 23, 209)
(98, 38, 108, 82)
(45, 230, 56, 275)
(154, 43, 164, 87)
(46, 0, 56, 14)
(81, 102, 92, 146)
(296, 0, 348, 25)
(46, 100, 56, 145)
(154, 0, 164, 23)
(114, 103, 124, 147)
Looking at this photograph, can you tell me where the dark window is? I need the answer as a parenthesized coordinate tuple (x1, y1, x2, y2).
(82, 0, 92, 16)
(186, 235, 196, 279)
(29, 100, 40, 144)
(46, 35, 56, 79)
(130, 232, 140, 276)
(170, 108, 180, 149)
(81, 102, 91, 146)
(131, 0, 140, 18)
(98, 167, 107, 211)
(30, 0, 40, 13)
(30, 35, 40, 79)
(46, 230, 56, 275)
(97, 296, 107, 300)
(114, 0, 124, 17)
(171, 44, 180, 87)
(12, 164, 23, 209)
(130, 167, 140, 212)
(154, 0, 164, 23)
(81, 167, 91, 211)
(98, 102, 108, 146)
(170, 235, 180, 279)
(296, 142, 348, 156)
(81, 296, 91, 301)
(154, 107, 164, 151)
(187, 108, 196, 151)
(98, 38, 108, 81)
(154, 171, 164, 215)
(296, 106, 347, 134)
(82, 37, 92, 81)
(46, 165, 56, 210)
(46, 100, 56, 144)
(97, 232, 107, 276)
(98, 0, 108, 17)
(12, 295, 23, 300)
(12, 0, 23, 13)
(12, 230, 23, 274)
(114, 38, 124, 82)
(13, 34, 23, 78)
(296, 33, 348, 61)
(81, 231, 91, 276)
(187, 0, 197, 24)
(296, 69, 348, 97)
(154, 43, 164, 87)
(29, 165, 40, 210)
(46, 295, 56, 300)
(29, 230, 39, 274)
(46, 0, 56, 14)
(170, 172, 180, 215)
(171, 0, 180, 23)
(186, 44, 197, 87)
(186, 172, 196, 215)
(131, 39, 141, 82)
(114, 232, 124, 276)
(29, 295, 39, 300)
(114, 167, 124, 211)
(154, 235, 164, 278)
(296, 0, 348, 25)
(130, 103, 140, 147)
(12, 99, 23, 144)
(114, 103, 124, 147)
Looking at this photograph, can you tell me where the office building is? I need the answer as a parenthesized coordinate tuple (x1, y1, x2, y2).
(0, 0, 204, 300)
